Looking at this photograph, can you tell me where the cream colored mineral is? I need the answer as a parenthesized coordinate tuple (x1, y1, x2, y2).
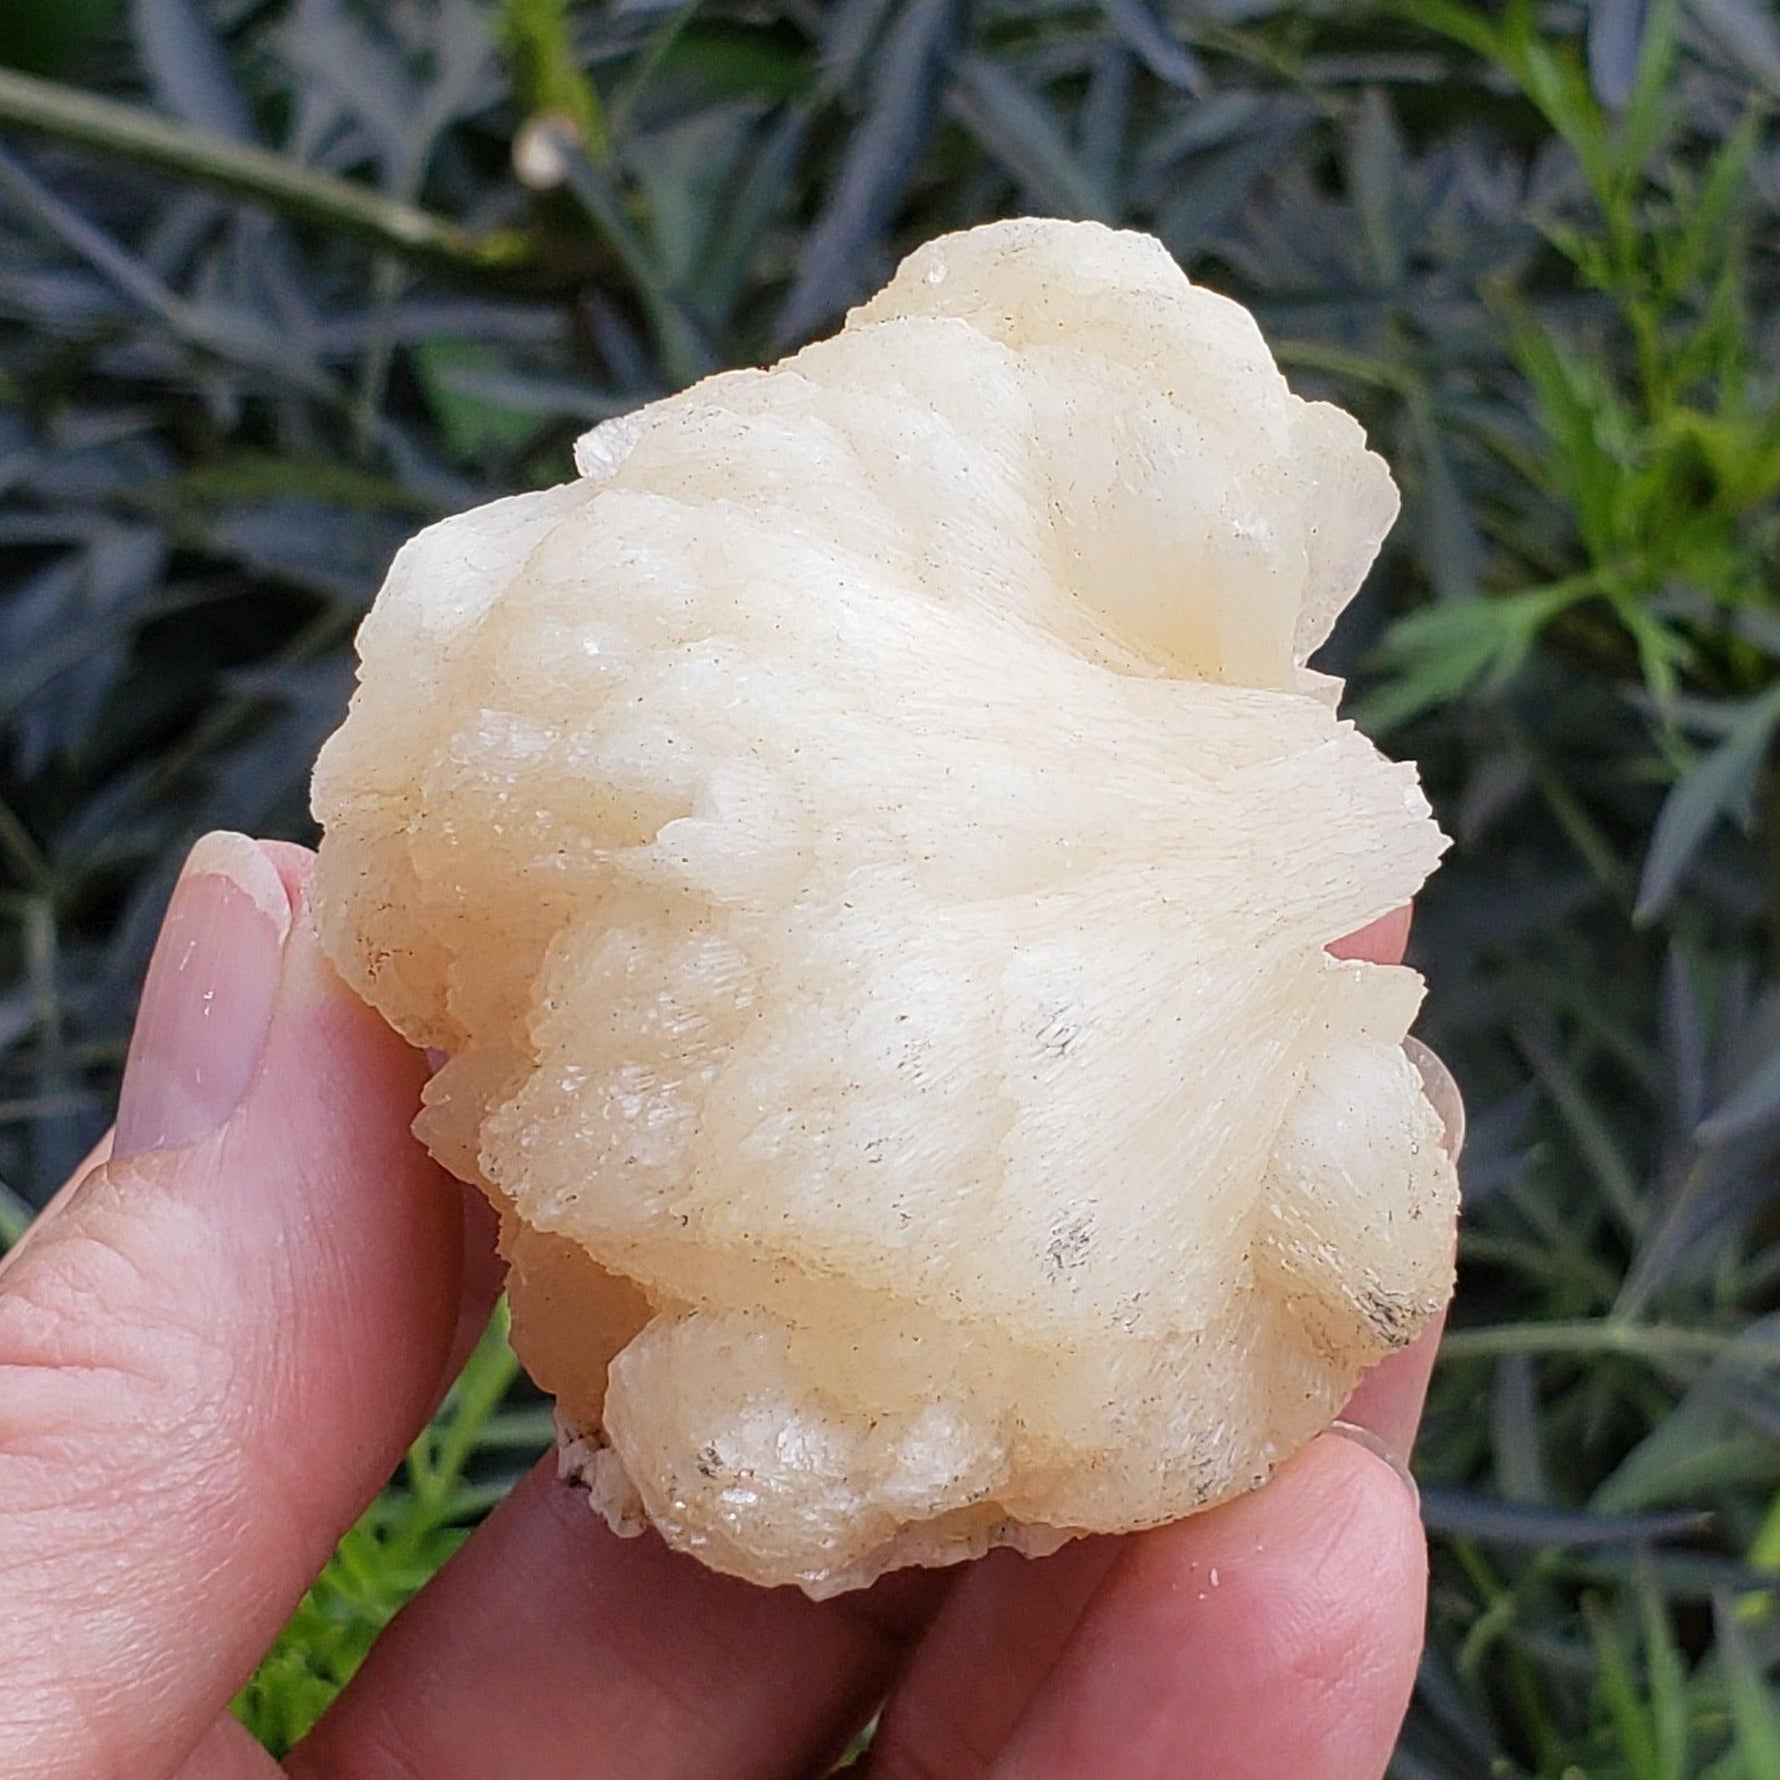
(311, 218, 1458, 1597)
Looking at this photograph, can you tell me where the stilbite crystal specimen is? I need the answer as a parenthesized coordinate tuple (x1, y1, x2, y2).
(311, 218, 1458, 1597)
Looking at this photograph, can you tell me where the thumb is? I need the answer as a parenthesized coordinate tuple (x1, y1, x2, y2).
(0, 835, 467, 1780)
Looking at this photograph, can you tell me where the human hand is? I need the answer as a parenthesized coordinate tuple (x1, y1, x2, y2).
(0, 834, 1454, 1780)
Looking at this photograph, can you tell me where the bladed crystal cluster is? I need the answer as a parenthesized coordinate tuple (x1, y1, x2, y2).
(311, 219, 1458, 1597)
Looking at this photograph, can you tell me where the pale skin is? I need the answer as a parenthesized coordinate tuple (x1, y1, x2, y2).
(0, 837, 1450, 1780)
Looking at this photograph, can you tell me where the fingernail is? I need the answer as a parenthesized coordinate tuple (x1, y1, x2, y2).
(1404, 1036, 1465, 1161)
(1323, 1419, 1421, 1510)
(114, 833, 292, 1158)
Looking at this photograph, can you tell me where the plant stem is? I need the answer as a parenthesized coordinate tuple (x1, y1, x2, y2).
(500, 0, 610, 159)
(1441, 1319, 1761, 1365)
(0, 68, 534, 272)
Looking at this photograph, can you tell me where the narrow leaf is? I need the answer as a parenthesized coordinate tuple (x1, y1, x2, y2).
(1155, 121, 1298, 261)
(774, 0, 970, 346)
(1698, 1046, 1780, 1146)
(1349, 88, 1405, 287)
(132, 0, 254, 140)
(697, 103, 811, 330)
(0, 1177, 32, 1248)
(1588, 1596, 1662, 1780)
(551, 135, 718, 386)
(1097, 0, 1207, 92)
(1361, 581, 1588, 733)
(500, 0, 608, 155)
(949, 53, 1117, 222)
(1587, 0, 1650, 107)
(1714, 1593, 1780, 1779)
(1490, 1355, 1549, 1503)
(1078, 40, 1132, 201)
(1410, 398, 1484, 600)
(1688, 0, 1780, 95)
(1521, 1029, 1645, 1234)
(1637, 685, 1780, 923)
(1638, 1551, 1691, 1779)
(1422, 1491, 1710, 1547)
(819, 0, 899, 94)
(1662, 947, 1711, 1134)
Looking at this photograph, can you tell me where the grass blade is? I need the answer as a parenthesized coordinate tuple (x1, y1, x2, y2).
(1587, 1594, 1662, 1780)
(1155, 118, 1297, 260)
(544, 131, 718, 386)
(0, 1176, 32, 1250)
(696, 103, 811, 332)
(1638, 1551, 1692, 1778)
(1715, 1591, 1780, 1777)
(500, 0, 608, 156)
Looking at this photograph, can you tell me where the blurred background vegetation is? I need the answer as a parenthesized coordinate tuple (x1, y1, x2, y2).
(0, 0, 1777, 1770)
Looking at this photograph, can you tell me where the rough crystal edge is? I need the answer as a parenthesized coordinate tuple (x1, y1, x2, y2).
(555, 1406, 649, 1538)
(553, 1407, 1079, 1597)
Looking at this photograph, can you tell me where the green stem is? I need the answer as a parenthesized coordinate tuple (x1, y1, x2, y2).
(0, 68, 534, 271)
(1440, 1319, 1757, 1365)
(501, 0, 610, 159)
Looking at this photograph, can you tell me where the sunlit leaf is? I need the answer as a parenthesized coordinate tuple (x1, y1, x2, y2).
(1361, 581, 1592, 732)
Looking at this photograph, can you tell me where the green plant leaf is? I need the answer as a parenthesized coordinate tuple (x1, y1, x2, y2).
(411, 340, 552, 462)
(1361, 582, 1594, 732)
(1348, 87, 1406, 287)
(132, 0, 253, 139)
(1588, 1594, 1663, 1780)
(949, 52, 1118, 222)
(1715, 1592, 1780, 1779)
(0, 1176, 32, 1249)
(1636, 684, 1780, 923)
(1097, 0, 1205, 92)
(1688, 0, 1780, 96)
(773, 0, 969, 346)
(1639, 1552, 1692, 1779)
(1588, 0, 1650, 107)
